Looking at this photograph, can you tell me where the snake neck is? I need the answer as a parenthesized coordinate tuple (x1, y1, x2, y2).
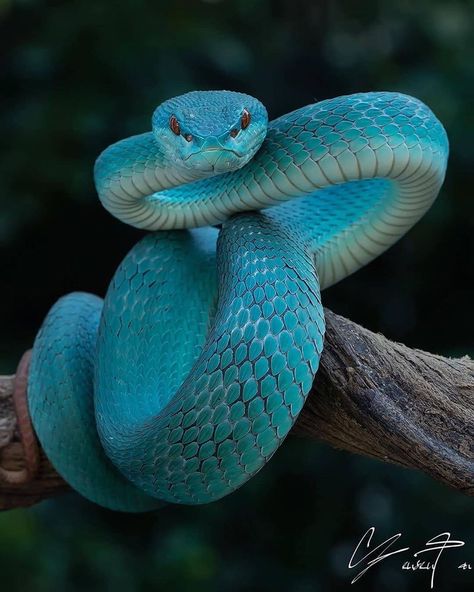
(93, 131, 256, 230)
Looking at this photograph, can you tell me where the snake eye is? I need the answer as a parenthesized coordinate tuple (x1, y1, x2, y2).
(184, 133, 193, 142)
(229, 129, 239, 138)
(241, 109, 251, 130)
(169, 115, 181, 136)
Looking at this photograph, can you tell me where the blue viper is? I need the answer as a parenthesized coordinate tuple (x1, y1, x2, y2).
(27, 91, 448, 511)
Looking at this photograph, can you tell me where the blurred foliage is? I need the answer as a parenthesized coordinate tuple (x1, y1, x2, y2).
(0, 0, 473, 590)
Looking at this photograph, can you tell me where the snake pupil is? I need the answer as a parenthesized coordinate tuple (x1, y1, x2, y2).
(241, 108, 251, 129)
(169, 115, 180, 136)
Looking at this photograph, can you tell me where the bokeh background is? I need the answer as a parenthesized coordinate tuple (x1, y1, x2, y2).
(1, 0, 473, 590)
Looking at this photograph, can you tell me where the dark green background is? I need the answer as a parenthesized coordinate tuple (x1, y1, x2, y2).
(0, 0, 473, 590)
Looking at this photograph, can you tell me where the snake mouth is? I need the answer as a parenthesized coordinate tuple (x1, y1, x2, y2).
(183, 147, 246, 173)
(184, 147, 244, 160)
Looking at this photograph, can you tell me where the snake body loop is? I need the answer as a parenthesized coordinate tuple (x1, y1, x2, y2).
(28, 91, 448, 510)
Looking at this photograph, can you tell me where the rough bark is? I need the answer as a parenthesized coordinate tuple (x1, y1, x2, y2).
(0, 309, 472, 510)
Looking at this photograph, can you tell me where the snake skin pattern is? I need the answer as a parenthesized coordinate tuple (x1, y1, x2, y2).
(28, 91, 448, 511)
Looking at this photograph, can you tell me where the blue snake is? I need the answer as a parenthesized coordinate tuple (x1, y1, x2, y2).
(27, 91, 448, 511)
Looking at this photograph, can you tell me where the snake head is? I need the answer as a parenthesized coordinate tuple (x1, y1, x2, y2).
(152, 90, 268, 175)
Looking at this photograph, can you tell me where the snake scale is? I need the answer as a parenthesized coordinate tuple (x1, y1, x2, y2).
(27, 91, 448, 511)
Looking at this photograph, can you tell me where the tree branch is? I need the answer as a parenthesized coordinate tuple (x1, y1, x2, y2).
(293, 311, 474, 495)
(1, 309, 473, 510)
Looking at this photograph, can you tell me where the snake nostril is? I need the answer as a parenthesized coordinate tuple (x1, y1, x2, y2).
(230, 129, 239, 139)
(184, 134, 193, 142)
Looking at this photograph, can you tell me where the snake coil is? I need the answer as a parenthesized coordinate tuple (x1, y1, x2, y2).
(28, 91, 448, 511)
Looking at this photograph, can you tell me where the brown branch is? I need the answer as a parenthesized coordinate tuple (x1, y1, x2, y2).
(293, 311, 474, 495)
(1, 309, 473, 510)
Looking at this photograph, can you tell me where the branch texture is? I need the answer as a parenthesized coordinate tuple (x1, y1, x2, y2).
(1, 309, 473, 510)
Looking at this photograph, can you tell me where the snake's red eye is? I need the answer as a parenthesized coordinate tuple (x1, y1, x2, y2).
(169, 115, 181, 136)
(241, 109, 251, 130)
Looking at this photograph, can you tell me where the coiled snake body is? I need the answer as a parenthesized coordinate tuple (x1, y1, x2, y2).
(28, 91, 448, 511)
